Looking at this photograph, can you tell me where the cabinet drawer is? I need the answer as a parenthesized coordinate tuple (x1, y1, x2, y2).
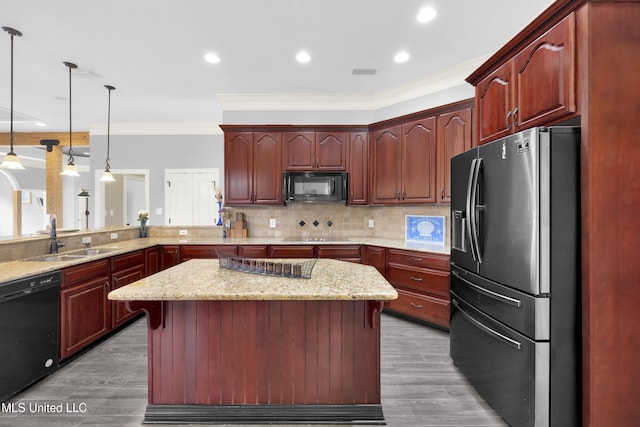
(269, 245, 315, 258)
(239, 245, 269, 258)
(61, 259, 110, 289)
(387, 249, 449, 270)
(111, 250, 144, 271)
(387, 265, 449, 298)
(387, 289, 450, 329)
(316, 245, 362, 260)
(181, 245, 237, 261)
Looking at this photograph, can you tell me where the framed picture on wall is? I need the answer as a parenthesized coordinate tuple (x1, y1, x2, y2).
(405, 215, 445, 249)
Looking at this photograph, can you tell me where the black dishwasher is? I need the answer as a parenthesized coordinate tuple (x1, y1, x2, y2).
(0, 271, 61, 402)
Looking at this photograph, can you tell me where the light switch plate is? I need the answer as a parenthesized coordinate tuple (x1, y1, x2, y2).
(179, 229, 188, 235)
(110, 233, 118, 239)
(155, 207, 163, 215)
(368, 219, 375, 228)
(270, 218, 276, 228)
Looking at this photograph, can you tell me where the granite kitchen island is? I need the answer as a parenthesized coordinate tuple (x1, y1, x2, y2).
(108, 258, 397, 424)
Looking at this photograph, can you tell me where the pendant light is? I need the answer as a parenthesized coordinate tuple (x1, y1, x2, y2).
(99, 85, 115, 182)
(1, 27, 25, 170)
(60, 61, 79, 176)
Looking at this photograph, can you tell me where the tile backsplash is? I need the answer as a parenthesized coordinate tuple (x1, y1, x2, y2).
(225, 204, 450, 240)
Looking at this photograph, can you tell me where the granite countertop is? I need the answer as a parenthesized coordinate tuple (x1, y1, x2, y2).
(0, 236, 449, 284)
(108, 258, 398, 301)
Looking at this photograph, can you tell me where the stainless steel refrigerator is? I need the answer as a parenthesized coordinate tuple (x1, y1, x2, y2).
(450, 127, 581, 427)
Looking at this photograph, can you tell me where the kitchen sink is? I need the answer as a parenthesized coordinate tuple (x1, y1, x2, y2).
(28, 254, 88, 262)
(68, 247, 121, 256)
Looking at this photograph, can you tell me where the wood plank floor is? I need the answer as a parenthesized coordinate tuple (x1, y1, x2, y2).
(1, 314, 507, 426)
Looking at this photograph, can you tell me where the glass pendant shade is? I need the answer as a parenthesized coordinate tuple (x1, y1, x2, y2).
(1, 27, 24, 170)
(61, 162, 79, 176)
(1, 151, 25, 169)
(100, 170, 115, 182)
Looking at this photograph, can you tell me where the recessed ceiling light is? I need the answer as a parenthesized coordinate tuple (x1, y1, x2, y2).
(296, 51, 311, 64)
(417, 6, 437, 23)
(394, 51, 410, 63)
(204, 52, 220, 64)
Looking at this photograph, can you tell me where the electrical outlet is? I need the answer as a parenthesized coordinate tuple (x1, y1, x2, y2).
(110, 233, 118, 239)
(368, 219, 375, 228)
(179, 229, 188, 236)
(270, 218, 276, 228)
(81, 237, 92, 244)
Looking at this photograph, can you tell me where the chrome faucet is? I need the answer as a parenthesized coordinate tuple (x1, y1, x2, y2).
(49, 216, 65, 254)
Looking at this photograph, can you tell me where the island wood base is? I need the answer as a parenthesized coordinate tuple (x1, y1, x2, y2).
(139, 299, 385, 424)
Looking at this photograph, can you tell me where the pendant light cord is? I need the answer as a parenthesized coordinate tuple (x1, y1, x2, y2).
(9, 30, 14, 152)
(2, 27, 22, 154)
(104, 85, 115, 171)
(63, 61, 77, 165)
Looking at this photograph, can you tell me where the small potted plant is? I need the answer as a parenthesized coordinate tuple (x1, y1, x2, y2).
(138, 209, 149, 238)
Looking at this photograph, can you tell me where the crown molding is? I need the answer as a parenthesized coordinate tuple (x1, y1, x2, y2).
(218, 55, 490, 112)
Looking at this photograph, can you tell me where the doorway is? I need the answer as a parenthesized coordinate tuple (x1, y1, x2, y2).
(94, 169, 149, 228)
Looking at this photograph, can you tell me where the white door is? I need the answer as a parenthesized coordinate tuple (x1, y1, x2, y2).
(165, 170, 219, 226)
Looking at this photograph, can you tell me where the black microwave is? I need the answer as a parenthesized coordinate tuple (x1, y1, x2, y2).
(283, 172, 348, 203)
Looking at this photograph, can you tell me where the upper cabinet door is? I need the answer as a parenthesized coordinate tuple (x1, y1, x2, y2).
(477, 61, 514, 145)
(437, 107, 473, 203)
(514, 13, 576, 130)
(315, 131, 347, 170)
(401, 117, 437, 204)
(283, 131, 315, 170)
(283, 130, 347, 171)
(253, 132, 283, 205)
(475, 13, 576, 146)
(370, 126, 402, 205)
(224, 132, 254, 205)
(347, 131, 368, 205)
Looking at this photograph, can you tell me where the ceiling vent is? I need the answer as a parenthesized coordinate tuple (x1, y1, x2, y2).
(352, 68, 377, 75)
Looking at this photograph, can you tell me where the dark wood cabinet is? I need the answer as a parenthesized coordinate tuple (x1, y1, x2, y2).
(384, 249, 450, 329)
(160, 245, 181, 270)
(60, 259, 111, 360)
(436, 106, 473, 203)
(401, 116, 437, 203)
(370, 116, 437, 205)
(268, 245, 315, 258)
(370, 125, 402, 204)
(316, 245, 362, 263)
(239, 245, 268, 258)
(364, 246, 386, 276)
(180, 245, 236, 261)
(283, 130, 347, 171)
(145, 246, 160, 276)
(347, 131, 368, 205)
(476, 13, 576, 144)
(111, 251, 145, 328)
(223, 130, 282, 205)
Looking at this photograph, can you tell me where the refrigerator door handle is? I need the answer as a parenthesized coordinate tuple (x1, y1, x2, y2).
(452, 271, 522, 307)
(452, 298, 522, 350)
(469, 158, 483, 263)
(466, 159, 479, 261)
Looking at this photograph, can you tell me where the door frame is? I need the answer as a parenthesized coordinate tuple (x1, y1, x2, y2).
(94, 169, 150, 228)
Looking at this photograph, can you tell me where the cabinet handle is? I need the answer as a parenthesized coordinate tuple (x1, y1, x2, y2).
(441, 188, 445, 199)
(410, 276, 424, 282)
(105, 281, 110, 290)
(402, 191, 406, 200)
(410, 257, 423, 262)
(410, 302, 423, 309)
(506, 111, 513, 129)
(512, 107, 519, 127)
